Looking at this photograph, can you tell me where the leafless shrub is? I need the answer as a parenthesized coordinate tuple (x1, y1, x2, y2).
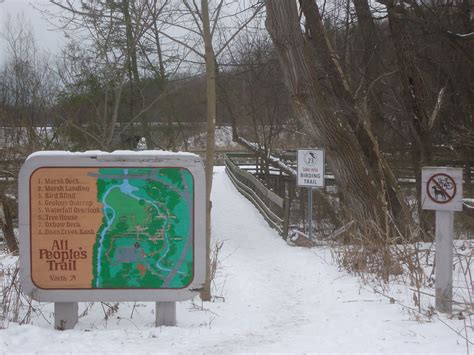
(101, 302, 120, 322)
(209, 241, 224, 290)
(334, 218, 409, 281)
(334, 212, 473, 349)
(0, 262, 36, 328)
(191, 240, 226, 311)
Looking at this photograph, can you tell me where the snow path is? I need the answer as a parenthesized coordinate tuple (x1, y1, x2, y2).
(0, 167, 465, 353)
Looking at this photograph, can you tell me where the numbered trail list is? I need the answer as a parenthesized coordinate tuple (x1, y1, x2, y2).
(29, 167, 195, 291)
(30, 168, 103, 289)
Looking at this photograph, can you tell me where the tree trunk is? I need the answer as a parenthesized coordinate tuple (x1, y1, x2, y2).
(353, 0, 385, 136)
(265, 0, 392, 236)
(1, 195, 18, 253)
(123, 0, 153, 150)
(381, 0, 434, 236)
(298, 0, 408, 230)
(200, 0, 216, 302)
(461, 0, 473, 33)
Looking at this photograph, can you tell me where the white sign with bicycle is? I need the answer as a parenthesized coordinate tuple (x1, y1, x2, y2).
(297, 149, 325, 188)
(422, 167, 463, 212)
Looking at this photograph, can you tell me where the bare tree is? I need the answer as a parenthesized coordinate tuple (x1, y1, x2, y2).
(372, 0, 474, 225)
(265, 0, 411, 239)
(200, 0, 217, 301)
(49, 0, 175, 150)
(219, 32, 293, 179)
(47, 0, 263, 299)
(0, 14, 60, 252)
(157, 0, 263, 300)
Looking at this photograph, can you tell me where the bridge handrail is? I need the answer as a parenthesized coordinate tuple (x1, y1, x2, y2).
(225, 154, 289, 237)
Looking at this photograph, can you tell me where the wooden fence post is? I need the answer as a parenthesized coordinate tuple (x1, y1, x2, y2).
(465, 159, 472, 192)
(283, 196, 290, 240)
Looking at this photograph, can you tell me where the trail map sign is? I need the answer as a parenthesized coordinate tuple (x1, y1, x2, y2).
(422, 167, 463, 212)
(297, 149, 325, 188)
(19, 151, 205, 302)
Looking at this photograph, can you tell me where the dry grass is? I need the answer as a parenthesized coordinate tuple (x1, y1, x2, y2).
(332, 213, 473, 350)
(0, 262, 36, 328)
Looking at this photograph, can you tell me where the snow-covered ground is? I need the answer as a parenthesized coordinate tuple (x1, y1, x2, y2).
(187, 126, 238, 149)
(0, 167, 468, 353)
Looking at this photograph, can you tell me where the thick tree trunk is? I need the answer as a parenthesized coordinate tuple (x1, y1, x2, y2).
(461, 0, 473, 33)
(352, 0, 386, 136)
(298, 0, 408, 229)
(385, 3, 432, 164)
(1, 195, 18, 253)
(265, 1, 392, 235)
(381, 0, 434, 236)
(200, 0, 216, 302)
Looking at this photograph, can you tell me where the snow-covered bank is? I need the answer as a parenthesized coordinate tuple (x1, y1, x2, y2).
(0, 167, 467, 353)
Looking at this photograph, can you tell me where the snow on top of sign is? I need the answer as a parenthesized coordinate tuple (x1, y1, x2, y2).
(422, 166, 464, 172)
(26, 150, 199, 160)
(464, 198, 474, 209)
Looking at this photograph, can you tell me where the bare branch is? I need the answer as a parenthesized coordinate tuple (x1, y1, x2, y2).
(183, 0, 204, 36)
(215, 3, 264, 58)
(428, 86, 446, 130)
(157, 29, 205, 59)
(211, 0, 225, 38)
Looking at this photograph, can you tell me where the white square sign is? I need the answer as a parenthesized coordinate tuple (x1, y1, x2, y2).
(297, 149, 325, 188)
(421, 167, 463, 212)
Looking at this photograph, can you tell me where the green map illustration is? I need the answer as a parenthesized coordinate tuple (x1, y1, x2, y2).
(89, 167, 194, 289)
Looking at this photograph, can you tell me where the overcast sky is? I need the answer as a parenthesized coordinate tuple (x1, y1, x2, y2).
(0, 0, 65, 64)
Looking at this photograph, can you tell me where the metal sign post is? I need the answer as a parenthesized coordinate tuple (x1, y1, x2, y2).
(308, 188, 313, 239)
(422, 167, 463, 313)
(297, 149, 325, 240)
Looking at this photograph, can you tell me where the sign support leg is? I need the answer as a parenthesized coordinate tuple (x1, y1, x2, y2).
(156, 302, 176, 327)
(308, 188, 313, 240)
(54, 302, 78, 330)
(435, 210, 454, 313)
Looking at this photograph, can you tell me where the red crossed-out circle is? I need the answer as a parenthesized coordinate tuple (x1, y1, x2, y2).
(426, 173, 457, 204)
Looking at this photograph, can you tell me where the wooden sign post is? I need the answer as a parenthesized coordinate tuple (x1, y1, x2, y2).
(421, 167, 463, 313)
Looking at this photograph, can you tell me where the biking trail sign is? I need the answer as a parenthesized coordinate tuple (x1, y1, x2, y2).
(297, 149, 325, 188)
(421, 167, 463, 211)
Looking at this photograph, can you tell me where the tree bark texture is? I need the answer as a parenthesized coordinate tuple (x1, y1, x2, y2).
(352, 0, 386, 136)
(1, 196, 18, 253)
(384, 2, 433, 166)
(298, 0, 408, 229)
(201, 0, 216, 302)
(265, 0, 391, 233)
(382, 1, 435, 235)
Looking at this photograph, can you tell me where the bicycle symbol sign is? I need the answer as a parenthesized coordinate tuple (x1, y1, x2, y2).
(297, 149, 325, 188)
(304, 152, 318, 166)
(427, 173, 457, 204)
(422, 167, 463, 211)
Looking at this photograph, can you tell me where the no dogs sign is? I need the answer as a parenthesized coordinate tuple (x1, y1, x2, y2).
(422, 167, 463, 211)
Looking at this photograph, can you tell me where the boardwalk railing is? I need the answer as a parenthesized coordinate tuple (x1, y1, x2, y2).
(225, 150, 474, 241)
(225, 153, 289, 238)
